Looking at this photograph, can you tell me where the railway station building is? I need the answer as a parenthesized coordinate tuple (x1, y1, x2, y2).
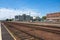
(46, 12, 60, 22)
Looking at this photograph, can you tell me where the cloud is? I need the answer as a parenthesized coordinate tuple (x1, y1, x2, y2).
(0, 8, 40, 20)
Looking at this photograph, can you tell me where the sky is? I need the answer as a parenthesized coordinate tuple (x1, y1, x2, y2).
(0, 0, 60, 20)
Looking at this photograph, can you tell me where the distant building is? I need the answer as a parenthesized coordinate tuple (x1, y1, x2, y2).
(15, 14, 33, 22)
(15, 15, 19, 21)
(46, 12, 60, 22)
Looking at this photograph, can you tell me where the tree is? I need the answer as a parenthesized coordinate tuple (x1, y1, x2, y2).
(35, 16, 41, 21)
(41, 16, 46, 21)
(6, 18, 13, 21)
(42, 16, 46, 20)
(6, 19, 9, 21)
(33, 16, 41, 21)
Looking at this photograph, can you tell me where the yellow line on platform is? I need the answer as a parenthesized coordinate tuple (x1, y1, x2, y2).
(2, 23, 16, 40)
(0, 22, 2, 40)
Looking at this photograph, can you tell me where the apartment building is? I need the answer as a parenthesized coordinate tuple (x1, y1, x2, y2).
(15, 14, 33, 22)
(46, 12, 60, 22)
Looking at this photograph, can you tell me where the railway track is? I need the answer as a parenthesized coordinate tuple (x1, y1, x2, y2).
(7, 24, 41, 40)
(6, 22, 60, 34)
(2, 22, 60, 40)
(10, 22, 60, 29)
(2, 22, 44, 40)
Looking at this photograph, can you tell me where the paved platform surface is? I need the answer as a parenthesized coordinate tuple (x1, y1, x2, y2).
(1, 22, 14, 40)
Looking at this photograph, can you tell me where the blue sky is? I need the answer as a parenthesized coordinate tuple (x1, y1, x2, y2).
(0, 0, 60, 20)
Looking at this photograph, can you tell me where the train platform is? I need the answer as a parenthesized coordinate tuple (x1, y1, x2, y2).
(0, 22, 2, 40)
(0, 22, 15, 40)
